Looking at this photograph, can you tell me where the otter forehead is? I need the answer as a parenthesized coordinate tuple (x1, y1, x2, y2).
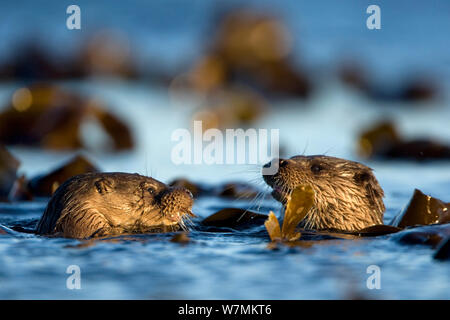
(81, 172, 164, 186)
(289, 155, 371, 173)
(61, 172, 166, 194)
(266, 155, 374, 188)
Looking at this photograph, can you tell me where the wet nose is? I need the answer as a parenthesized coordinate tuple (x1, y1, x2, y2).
(263, 158, 288, 168)
(279, 158, 289, 168)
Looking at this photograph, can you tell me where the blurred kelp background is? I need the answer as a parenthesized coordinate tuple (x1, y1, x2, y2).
(0, 0, 449, 186)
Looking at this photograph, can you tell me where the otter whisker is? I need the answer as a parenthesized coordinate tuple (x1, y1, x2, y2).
(235, 191, 264, 222)
(255, 189, 269, 212)
(182, 215, 195, 231)
(179, 219, 187, 232)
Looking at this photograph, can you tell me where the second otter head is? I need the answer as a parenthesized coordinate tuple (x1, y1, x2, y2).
(263, 155, 385, 231)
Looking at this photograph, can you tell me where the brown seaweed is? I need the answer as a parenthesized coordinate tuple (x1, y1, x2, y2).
(264, 212, 282, 242)
(358, 121, 450, 161)
(391, 189, 450, 227)
(202, 208, 267, 230)
(433, 236, 450, 261)
(28, 154, 99, 197)
(264, 185, 314, 242)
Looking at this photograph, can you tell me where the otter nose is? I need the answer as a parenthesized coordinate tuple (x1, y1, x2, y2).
(279, 158, 289, 168)
(263, 158, 288, 168)
(263, 158, 289, 176)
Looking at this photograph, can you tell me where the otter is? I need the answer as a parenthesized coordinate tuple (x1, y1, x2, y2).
(263, 155, 385, 232)
(36, 172, 194, 239)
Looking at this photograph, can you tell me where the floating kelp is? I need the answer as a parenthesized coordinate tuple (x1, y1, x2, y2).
(0, 224, 28, 237)
(262, 184, 438, 245)
(388, 190, 450, 251)
(264, 212, 282, 241)
(202, 208, 267, 230)
(358, 121, 450, 161)
(433, 236, 450, 261)
(350, 224, 402, 237)
(0, 145, 20, 201)
(391, 189, 450, 228)
(264, 185, 314, 242)
(216, 182, 263, 199)
(28, 154, 99, 197)
(393, 224, 450, 248)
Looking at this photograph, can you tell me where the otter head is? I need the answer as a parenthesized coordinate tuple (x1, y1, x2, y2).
(88, 173, 194, 232)
(263, 155, 385, 231)
(37, 172, 194, 238)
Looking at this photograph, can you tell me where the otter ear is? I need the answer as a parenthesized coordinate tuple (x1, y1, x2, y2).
(353, 170, 372, 184)
(95, 178, 114, 194)
(354, 168, 385, 211)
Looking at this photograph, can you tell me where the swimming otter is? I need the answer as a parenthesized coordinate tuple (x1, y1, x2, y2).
(36, 172, 194, 238)
(263, 155, 385, 232)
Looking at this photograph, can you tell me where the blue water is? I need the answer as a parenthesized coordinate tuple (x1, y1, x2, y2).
(1, 184, 449, 300)
(0, 1, 449, 299)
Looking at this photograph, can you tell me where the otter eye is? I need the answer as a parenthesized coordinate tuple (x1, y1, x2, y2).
(147, 187, 155, 194)
(311, 164, 323, 173)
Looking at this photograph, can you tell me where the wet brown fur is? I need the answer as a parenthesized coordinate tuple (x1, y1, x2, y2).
(263, 155, 385, 231)
(36, 172, 194, 238)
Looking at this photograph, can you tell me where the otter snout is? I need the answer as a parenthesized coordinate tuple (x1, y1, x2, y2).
(158, 188, 194, 220)
(262, 158, 290, 176)
(263, 158, 290, 169)
(262, 158, 295, 203)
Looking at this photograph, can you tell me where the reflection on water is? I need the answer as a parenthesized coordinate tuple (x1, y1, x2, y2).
(1, 195, 449, 299)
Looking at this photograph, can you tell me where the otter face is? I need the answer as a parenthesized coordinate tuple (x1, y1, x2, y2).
(263, 155, 385, 231)
(89, 174, 194, 231)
